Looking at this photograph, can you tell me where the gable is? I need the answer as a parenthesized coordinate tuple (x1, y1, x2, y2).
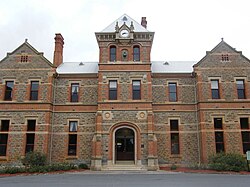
(0, 41, 53, 69)
(194, 40, 250, 68)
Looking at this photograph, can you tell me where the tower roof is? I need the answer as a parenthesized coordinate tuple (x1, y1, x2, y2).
(101, 14, 150, 32)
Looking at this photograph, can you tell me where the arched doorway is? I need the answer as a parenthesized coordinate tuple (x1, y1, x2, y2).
(115, 128, 135, 161)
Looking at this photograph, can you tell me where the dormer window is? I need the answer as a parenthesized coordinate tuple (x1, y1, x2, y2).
(21, 55, 28, 62)
(110, 46, 116, 62)
(221, 54, 229, 62)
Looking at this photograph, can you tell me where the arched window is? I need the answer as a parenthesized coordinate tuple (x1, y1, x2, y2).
(133, 46, 140, 61)
(110, 46, 116, 62)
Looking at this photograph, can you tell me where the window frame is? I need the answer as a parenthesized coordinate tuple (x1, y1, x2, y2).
(110, 46, 116, 62)
(171, 133, 180, 154)
(69, 121, 78, 132)
(236, 79, 246, 99)
(168, 82, 177, 102)
(68, 120, 78, 156)
(132, 80, 141, 100)
(4, 81, 14, 101)
(30, 81, 39, 100)
(211, 80, 220, 99)
(109, 80, 117, 100)
(0, 120, 10, 156)
(71, 83, 79, 102)
(133, 46, 140, 61)
(25, 133, 35, 153)
(215, 131, 225, 153)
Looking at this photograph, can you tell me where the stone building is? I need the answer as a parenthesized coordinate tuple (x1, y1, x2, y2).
(0, 14, 249, 170)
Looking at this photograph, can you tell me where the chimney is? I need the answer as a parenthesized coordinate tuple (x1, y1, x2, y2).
(53, 33, 64, 67)
(141, 17, 147, 29)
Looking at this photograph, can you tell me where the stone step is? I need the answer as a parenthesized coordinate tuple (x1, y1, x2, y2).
(102, 165, 146, 171)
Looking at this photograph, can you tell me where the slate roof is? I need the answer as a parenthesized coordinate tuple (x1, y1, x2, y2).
(151, 61, 196, 73)
(101, 14, 150, 32)
(56, 61, 196, 74)
(56, 62, 98, 74)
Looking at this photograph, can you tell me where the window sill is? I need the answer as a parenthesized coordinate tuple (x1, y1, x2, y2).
(0, 156, 8, 161)
(66, 156, 78, 160)
(170, 154, 181, 159)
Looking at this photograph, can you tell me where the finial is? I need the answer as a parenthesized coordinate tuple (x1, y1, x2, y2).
(221, 37, 224, 41)
(130, 21, 134, 31)
(25, 38, 28, 43)
(115, 21, 119, 32)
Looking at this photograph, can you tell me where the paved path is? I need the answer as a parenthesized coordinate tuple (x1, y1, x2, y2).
(0, 171, 250, 187)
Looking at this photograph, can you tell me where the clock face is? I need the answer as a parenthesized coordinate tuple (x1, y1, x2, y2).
(120, 29, 129, 37)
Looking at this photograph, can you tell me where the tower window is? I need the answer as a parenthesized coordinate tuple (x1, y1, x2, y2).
(133, 46, 140, 61)
(110, 46, 116, 62)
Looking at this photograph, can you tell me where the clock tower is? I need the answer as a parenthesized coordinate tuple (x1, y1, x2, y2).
(92, 14, 158, 170)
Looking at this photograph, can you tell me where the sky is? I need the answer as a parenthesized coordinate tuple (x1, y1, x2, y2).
(0, 0, 250, 63)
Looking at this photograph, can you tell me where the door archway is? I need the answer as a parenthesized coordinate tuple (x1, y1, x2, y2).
(115, 127, 135, 162)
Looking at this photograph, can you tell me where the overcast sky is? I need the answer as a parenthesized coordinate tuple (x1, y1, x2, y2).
(0, 0, 250, 63)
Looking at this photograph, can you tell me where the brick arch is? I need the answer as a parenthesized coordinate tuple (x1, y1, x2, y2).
(108, 122, 142, 163)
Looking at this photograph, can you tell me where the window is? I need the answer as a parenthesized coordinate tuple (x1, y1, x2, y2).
(242, 132, 250, 154)
(68, 135, 77, 156)
(0, 120, 9, 156)
(4, 81, 14, 100)
(215, 132, 224, 153)
(69, 121, 78, 132)
(68, 121, 77, 156)
(236, 80, 245, 99)
(214, 118, 223, 129)
(1, 120, 10, 131)
(110, 46, 116, 62)
(133, 46, 140, 61)
(221, 54, 229, 62)
(25, 120, 36, 153)
(25, 133, 35, 153)
(132, 80, 141, 100)
(0, 134, 8, 156)
(170, 120, 179, 154)
(27, 120, 36, 131)
(169, 83, 177, 102)
(240, 118, 249, 129)
(21, 55, 28, 62)
(211, 80, 220, 99)
(109, 80, 117, 100)
(30, 81, 39, 100)
(170, 120, 179, 131)
(171, 133, 180, 154)
(240, 118, 250, 154)
(71, 83, 79, 102)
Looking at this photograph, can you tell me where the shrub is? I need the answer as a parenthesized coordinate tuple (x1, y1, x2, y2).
(208, 153, 247, 172)
(78, 163, 88, 169)
(170, 164, 177, 170)
(21, 152, 47, 167)
(0, 167, 26, 174)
